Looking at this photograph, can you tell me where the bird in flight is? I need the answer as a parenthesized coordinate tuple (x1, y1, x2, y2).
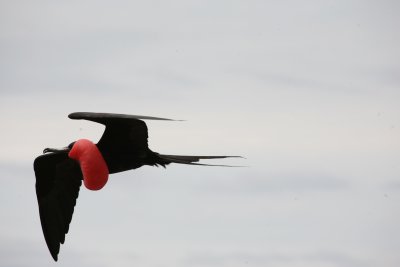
(34, 112, 240, 261)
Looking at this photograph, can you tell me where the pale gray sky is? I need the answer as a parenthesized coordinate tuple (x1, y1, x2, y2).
(1, 1, 399, 266)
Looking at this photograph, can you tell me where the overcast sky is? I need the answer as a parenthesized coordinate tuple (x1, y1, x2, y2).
(1, 1, 399, 266)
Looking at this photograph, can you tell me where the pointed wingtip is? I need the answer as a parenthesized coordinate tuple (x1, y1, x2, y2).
(51, 252, 58, 261)
(68, 112, 184, 122)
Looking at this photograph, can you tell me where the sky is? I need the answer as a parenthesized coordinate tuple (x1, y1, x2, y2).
(1, 0, 399, 266)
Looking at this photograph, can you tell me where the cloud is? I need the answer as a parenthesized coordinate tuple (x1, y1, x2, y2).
(191, 169, 350, 195)
(382, 180, 400, 192)
(0, 235, 109, 267)
(183, 250, 371, 267)
(1, 1, 399, 266)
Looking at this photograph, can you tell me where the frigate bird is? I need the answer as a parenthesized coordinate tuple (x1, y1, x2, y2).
(34, 112, 240, 261)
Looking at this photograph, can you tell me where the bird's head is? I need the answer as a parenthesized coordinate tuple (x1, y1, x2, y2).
(43, 143, 73, 154)
(67, 140, 87, 161)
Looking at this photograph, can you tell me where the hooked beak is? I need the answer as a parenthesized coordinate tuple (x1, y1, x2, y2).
(43, 147, 70, 154)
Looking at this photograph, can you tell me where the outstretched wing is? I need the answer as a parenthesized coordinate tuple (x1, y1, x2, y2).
(69, 112, 176, 149)
(68, 112, 177, 172)
(69, 112, 177, 123)
(69, 112, 243, 169)
(68, 112, 169, 151)
(34, 152, 82, 261)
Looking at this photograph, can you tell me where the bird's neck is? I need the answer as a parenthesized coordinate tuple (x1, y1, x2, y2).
(68, 139, 109, 190)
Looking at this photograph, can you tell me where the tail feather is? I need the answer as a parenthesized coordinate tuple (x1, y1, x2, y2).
(157, 154, 243, 167)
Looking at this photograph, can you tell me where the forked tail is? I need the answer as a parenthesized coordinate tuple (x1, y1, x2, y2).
(156, 153, 244, 167)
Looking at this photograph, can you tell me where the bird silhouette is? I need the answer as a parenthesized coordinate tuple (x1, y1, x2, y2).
(34, 112, 240, 261)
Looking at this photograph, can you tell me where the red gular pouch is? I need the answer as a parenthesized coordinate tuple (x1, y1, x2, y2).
(68, 139, 109, 190)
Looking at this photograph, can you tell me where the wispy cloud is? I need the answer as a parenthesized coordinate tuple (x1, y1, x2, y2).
(191, 170, 349, 195)
(183, 250, 371, 267)
(1, 0, 399, 266)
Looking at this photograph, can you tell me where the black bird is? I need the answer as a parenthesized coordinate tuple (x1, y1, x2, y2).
(34, 112, 240, 261)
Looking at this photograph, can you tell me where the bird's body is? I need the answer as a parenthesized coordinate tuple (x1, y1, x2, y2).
(34, 112, 240, 261)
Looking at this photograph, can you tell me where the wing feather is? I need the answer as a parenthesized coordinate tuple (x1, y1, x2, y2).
(34, 152, 82, 261)
(68, 112, 177, 122)
(68, 112, 179, 172)
(68, 112, 156, 150)
(68, 112, 178, 149)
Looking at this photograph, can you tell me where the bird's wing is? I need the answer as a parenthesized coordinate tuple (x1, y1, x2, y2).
(68, 112, 177, 122)
(68, 112, 176, 155)
(34, 152, 82, 261)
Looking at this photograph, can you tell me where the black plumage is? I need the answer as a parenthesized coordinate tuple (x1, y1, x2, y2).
(34, 112, 240, 261)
